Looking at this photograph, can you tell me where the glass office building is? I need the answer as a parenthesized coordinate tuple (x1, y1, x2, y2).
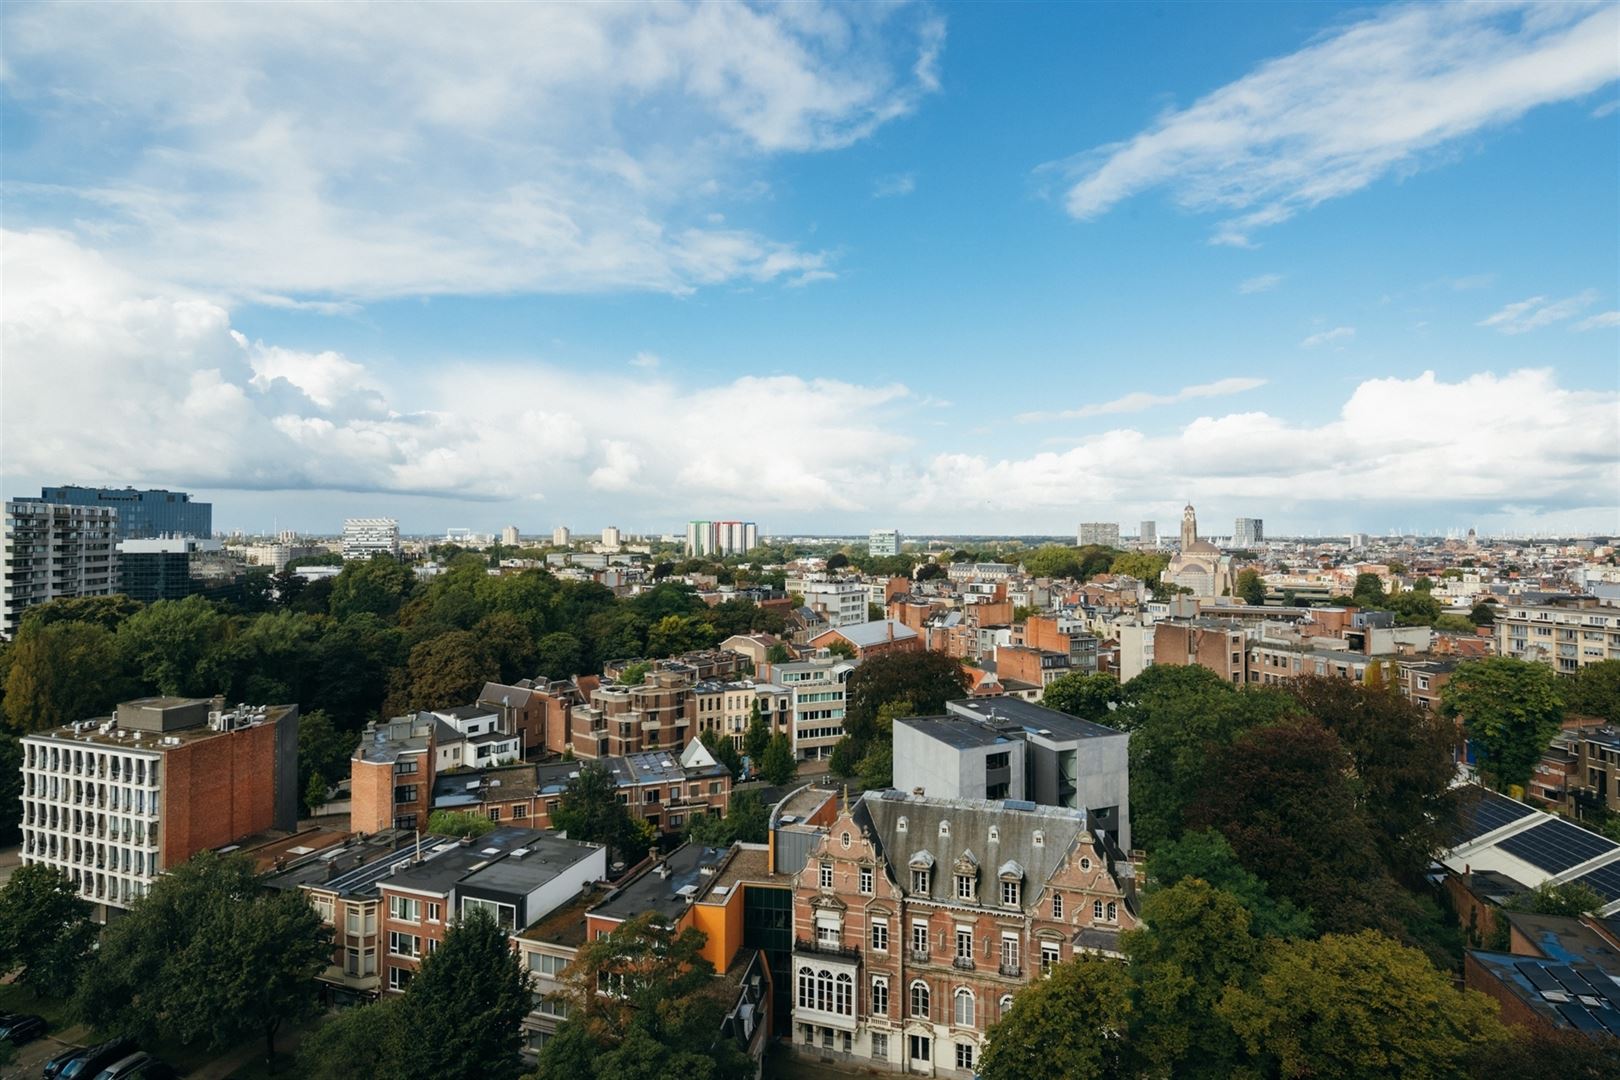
(36, 486, 211, 539)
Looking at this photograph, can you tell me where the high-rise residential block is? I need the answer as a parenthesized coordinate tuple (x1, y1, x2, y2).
(20, 697, 299, 918)
(601, 525, 622, 550)
(2, 499, 121, 638)
(687, 519, 758, 557)
(1078, 522, 1120, 547)
(501, 525, 520, 546)
(869, 528, 900, 556)
(342, 518, 400, 561)
(34, 486, 211, 540)
(1233, 517, 1264, 547)
(551, 526, 571, 547)
(1138, 521, 1157, 546)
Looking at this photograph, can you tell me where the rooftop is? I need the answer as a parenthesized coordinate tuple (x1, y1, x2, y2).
(516, 889, 603, 949)
(897, 715, 1013, 750)
(379, 827, 554, 897)
(1468, 950, 1620, 1038)
(590, 842, 733, 925)
(945, 696, 1125, 741)
(25, 700, 296, 752)
(822, 619, 918, 648)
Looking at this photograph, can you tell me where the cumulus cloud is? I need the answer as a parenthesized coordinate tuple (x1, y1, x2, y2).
(1479, 290, 1599, 333)
(630, 351, 662, 369)
(1019, 377, 1267, 422)
(1049, 4, 1619, 245)
(1300, 326, 1355, 348)
(908, 370, 1619, 520)
(1238, 273, 1283, 294)
(5, 231, 1613, 529)
(0, 3, 944, 302)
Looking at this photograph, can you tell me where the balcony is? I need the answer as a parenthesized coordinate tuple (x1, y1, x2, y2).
(998, 962, 1022, 978)
(910, 948, 931, 963)
(795, 937, 862, 962)
(952, 956, 975, 971)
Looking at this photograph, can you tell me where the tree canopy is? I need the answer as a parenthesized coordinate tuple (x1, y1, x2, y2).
(978, 954, 1134, 1080)
(1442, 658, 1565, 791)
(0, 863, 96, 998)
(551, 762, 652, 867)
(1040, 672, 1122, 724)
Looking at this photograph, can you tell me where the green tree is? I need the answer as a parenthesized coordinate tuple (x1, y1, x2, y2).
(1109, 551, 1169, 584)
(1351, 572, 1387, 607)
(1442, 658, 1565, 791)
(843, 651, 970, 753)
(551, 762, 650, 867)
(742, 701, 771, 762)
(0, 734, 20, 845)
(1291, 676, 1460, 881)
(532, 914, 752, 1080)
(17, 594, 145, 632)
(1385, 588, 1442, 626)
(1470, 1026, 1620, 1079)
(1187, 718, 1403, 938)
(765, 643, 793, 664)
(1569, 659, 1620, 722)
(427, 809, 498, 838)
(914, 561, 947, 582)
(0, 863, 96, 997)
(297, 996, 404, 1080)
(116, 595, 233, 696)
(329, 554, 414, 620)
(475, 611, 539, 684)
(1125, 879, 1259, 1077)
(76, 852, 330, 1063)
(823, 637, 857, 660)
(534, 628, 586, 680)
(1219, 931, 1507, 1080)
(1040, 672, 1122, 723)
(1022, 545, 1084, 581)
(684, 790, 769, 847)
(1146, 829, 1312, 939)
(699, 728, 744, 779)
(761, 732, 797, 786)
(979, 954, 1134, 1080)
(395, 907, 530, 1080)
(4, 620, 129, 732)
(1468, 600, 1497, 626)
(1434, 613, 1478, 633)
(1235, 568, 1266, 606)
(826, 553, 850, 570)
(298, 709, 354, 815)
(310, 613, 405, 727)
(397, 630, 499, 712)
(1503, 880, 1607, 918)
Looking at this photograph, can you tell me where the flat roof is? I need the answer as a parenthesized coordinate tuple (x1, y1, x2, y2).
(381, 827, 550, 896)
(458, 833, 603, 897)
(945, 697, 1124, 741)
(517, 890, 601, 949)
(590, 843, 732, 924)
(897, 715, 1012, 750)
(24, 702, 295, 752)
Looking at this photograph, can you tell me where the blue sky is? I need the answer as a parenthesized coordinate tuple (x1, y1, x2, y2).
(3, 1, 1617, 537)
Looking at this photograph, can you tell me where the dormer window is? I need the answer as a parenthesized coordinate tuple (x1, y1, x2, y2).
(956, 873, 976, 902)
(998, 860, 1025, 910)
(953, 851, 979, 903)
(912, 869, 932, 895)
(939, 820, 951, 838)
(909, 850, 935, 896)
(1000, 880, 1020, 908)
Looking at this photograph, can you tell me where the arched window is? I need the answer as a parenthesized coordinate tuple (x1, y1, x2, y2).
(1093, 899, 1104, 920)
(954, 988, 975, 1027)
(910, 980, 931, 1019)
(798, 967, 850, 1015)
(871, 976, 889, 1015)
(1106, 901, 1118, 922)
(998, 994, 1014, 1021)
(835, 973, 853, 1016)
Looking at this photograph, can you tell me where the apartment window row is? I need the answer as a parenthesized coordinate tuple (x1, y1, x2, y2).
(23, 804, 154, 843)
(23, 775, 158, 814)
(796, 967, 854, 1016)
(22, 831, 157, 877)
(23, 746, 159, 785)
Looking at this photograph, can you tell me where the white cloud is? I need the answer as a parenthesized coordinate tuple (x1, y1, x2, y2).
(0, 3, 943, 302)
(1019, 377, 1266, 422)
(1238, 273, 1283, 294)
(874, 173, 918, 198)
(1300, 326, 1355, 348)
(1479, 290, 1598, 333)
(630, 351, 662, 369)
(1575, 310, 1620, 331)
(907, 370, 1619, 519)
(1050, 4, 1619, 245)
(5, 231, 1613, 528)
(1594, 99, 1620, 118)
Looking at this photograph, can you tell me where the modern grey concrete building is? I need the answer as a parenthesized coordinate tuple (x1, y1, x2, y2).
(342, 518, 401, 561)
(893, 697, 1132, 851)
(34, 486, 211, 540)
(2, 499, 121, 638)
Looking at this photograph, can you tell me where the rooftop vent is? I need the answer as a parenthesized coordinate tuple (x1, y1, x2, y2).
(510, 848, 530, 859)
(676, 884, 699, 899)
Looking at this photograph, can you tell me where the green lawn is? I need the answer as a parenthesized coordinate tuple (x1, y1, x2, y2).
(0, 982, 77, 1033)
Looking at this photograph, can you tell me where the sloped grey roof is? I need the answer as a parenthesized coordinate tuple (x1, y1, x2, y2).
(833, 620, 919, 648)
(999, 859, 1025, 879)
(856, 791, 1087, 911)
(908, 850, 935, 869)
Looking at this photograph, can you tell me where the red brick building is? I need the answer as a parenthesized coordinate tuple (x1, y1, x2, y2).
(809, 620, 922, 662)
(790, 792, 1137, 1075)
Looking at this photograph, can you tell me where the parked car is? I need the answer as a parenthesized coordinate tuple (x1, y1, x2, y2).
(90, 1053, 175, 1080)
(47, 1036, 139, 1080)
(0, 1013, 47, 1045)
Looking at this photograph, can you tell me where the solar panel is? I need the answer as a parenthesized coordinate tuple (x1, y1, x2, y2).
(1517, 962, 1564, 993)
(1453, 789, 1538, 843)
(1597, 1009, 1620, 1037)
(1497, 818, 1617, 874)
(1569, 860, 1620, 902)
(1556, 1003, 1606, 1034)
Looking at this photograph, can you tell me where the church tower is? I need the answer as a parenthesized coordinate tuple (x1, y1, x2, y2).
(1180, 503, 1198, 549)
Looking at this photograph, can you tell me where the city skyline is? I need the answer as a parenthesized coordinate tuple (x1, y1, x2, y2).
(4, 3, 1617, 536)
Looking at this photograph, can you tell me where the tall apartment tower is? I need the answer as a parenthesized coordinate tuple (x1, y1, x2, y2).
(1078, 522, 1121, 547)
(688, 520, 758, 557)
(35, 486, 211, 540)
(1233, 518, 1264, 547)
(2, 500, 121, 638)
(552, 526, 571, 548)
(501, 525, 521, 546)
(1139, 521, 1158, 546)
(868, 529, 900, 556)
(342, 518, 401, 561)
(20, 697, 299, 919)
(600, 526, 622, 550)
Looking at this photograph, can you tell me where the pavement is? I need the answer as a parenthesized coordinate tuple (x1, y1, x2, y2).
(1, 1024, 91, 1080)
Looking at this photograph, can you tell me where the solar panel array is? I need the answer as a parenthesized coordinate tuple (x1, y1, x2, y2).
(1569, 860, 1620, 903)
(1498, 818, 1617, 874)
(1453, 789, 1537, 843)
